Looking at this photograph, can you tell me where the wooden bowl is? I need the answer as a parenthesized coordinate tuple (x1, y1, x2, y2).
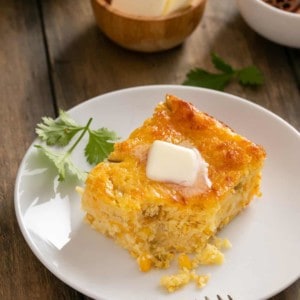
(91, 0, 207, 52)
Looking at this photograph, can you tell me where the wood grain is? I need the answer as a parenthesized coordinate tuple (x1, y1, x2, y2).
(41, 0, 299, 129)
(0, 0, 81, 299)
(287, 48, 300, 87)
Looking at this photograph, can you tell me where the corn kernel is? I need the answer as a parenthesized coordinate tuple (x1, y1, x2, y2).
(212, 237, 232, 250)
(138, 254, 152, 272)
(178, 253, 192, 270)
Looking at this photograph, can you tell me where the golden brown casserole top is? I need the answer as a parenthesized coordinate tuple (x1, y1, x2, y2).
(85, 95, 266, 208)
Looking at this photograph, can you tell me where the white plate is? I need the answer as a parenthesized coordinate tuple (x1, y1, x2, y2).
(15, 85, 300, 300)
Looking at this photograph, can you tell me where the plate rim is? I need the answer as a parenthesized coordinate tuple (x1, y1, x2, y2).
(14, 85, 300, 299)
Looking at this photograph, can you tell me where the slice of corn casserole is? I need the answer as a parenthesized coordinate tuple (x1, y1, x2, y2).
(81, 94, 266, 288)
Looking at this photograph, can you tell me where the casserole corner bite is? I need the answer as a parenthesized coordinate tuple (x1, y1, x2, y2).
(81, 94, 266, 291)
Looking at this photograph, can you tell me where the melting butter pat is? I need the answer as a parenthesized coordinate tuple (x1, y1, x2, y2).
(146, 140, 210, 187)
(163, 0, 193, 15)
(111, 0, 192, 17)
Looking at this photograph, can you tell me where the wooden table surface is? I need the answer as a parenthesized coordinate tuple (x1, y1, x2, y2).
(1, 0, 299, 299)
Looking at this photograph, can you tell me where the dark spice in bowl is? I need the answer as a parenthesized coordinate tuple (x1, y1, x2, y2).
(263, 0, 300, 13)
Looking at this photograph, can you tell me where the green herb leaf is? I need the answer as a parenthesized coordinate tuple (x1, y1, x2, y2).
(36, 109, 83, 146)
(211, 52, 234, 74)
(183, 68, 233, 91)
(236, 66, 264, 86)
(35, 110, 118, 182)
(35, 145, 87, 182)
(183, 53, 264, 91)
(85, 128, 118, 165)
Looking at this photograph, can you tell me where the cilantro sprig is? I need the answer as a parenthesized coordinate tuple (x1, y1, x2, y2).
(183, 53, 264, 91)
(35, 110, 118, 182)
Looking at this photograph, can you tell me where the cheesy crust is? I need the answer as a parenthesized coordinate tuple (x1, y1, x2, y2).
(81, 94, 266, 290)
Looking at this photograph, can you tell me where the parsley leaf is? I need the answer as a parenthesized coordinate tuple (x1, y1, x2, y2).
(183, 68, 232, 91)
(35, 145, 87, 182)
(85, 128, 117, 165)
(236, 66, 264, 86)
(211, 53, 234, 74)
(36, 109, 83, 146)
(35, 110, 118, 182)
(183, 52, 264, 91)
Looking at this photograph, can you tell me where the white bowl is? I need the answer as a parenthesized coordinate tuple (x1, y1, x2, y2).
(236, 0, 300, 48)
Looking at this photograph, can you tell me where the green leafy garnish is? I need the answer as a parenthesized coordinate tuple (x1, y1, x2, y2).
(35, 144, 87, 182)
(236, 66, 264, 86)
(85, 128, 117, 165)
(183, 53, 264, 91)
(36, 109, 83, 146)
(35, 111, 118, 181)
(211, 52, 234, 74)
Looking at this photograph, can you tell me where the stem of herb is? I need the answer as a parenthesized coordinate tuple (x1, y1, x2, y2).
(67, 117, 93, 154)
